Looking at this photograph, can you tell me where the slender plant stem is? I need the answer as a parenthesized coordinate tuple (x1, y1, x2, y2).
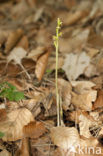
(55, 26, 59, 126)
(54, 18, 62, 126)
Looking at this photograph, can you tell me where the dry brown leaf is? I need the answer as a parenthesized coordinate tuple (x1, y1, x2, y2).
(71, 90, 97, 111)
(79, 114, 98, 138)
(90, 112, 100, 121)
(60, 10, 89, 26)
(24, 99, 41, 118)
(0, 30, 9, 46)
(84, 64, 98, 78)
(50, 147, 63, 156)
(90, 51, 103, 75)
(98, 127, 103, 136)
(58, 79, 72, 111)
(0, 145, 11, 156)
(90, 76, 103, 90)
(86, 47, 99, 58)
(66, 110, 88, 124)
(71, 80, 96, 94)
(7, 47, 31, 79)
(88, 33, 103, 48)
(97, 57, 103, 73)
(95, 17, 103, 36)
(27, 0, 37, 7)
(12, 0, 29, 16)
(27, 46, 46, 62)
(36, 28, 51, 47)
(0, 108, 34, 141)
(45, 102, 57, 117)
(67, 110, 99, 126)
(50, 127, 80, 150)
(20, 138, 30, 156)
(59, 29, 90, 53)
(5, 63, 21, 77)
(0, 63, 21, 78)
(62, 52, 90, 81)
(64, 0, 76, 9)
(0, 109, 7, 121)
(17, 35, 29, 50)
(31, 134, 52, 156)
(7, 47, 27, 64)
(23, 121, 46, 138)
(22, 58, 35, 71)
(35, 50, 50, 81)
(43, 92, 54, 116)
(5, 29, 23, 54)
(93, 90, 103, 109)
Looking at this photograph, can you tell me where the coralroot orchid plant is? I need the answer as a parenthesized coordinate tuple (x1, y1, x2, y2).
(53, 18, 63, 126)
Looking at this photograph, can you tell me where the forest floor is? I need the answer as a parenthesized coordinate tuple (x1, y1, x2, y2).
(0, 0, 103, 156)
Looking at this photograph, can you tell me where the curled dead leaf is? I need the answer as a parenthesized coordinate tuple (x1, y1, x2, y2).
(64, 0, 76, 9)
(35, 50, 50, 81)
(23, 121, 46, 138)
(17, 35, 29, 50)
(50, 126, 80, 150)
(27, 46, 46, 62)
(5, 29, 23, 54)
(93, 90, 103, 109)
(7, 47, 27, 65)
(20, 138, 30, 156)
(0, 30, 9, 46)
(62, 52, 90, 81)
(7, 47, 31, 79)
(24, 99, 41, 118)
(59, 29, 90, 53)
(0, 109, 7, 121)
(31, 134, 52, 156)
(5, 63, 21, 77)
(71, 90, 97, 111)
(71, 80, 96, 94)
(60, 10, 89, 26)
(79, 114, 98, 138)
(0, 108, 34, 141)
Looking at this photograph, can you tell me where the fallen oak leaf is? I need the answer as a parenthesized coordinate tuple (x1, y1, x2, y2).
(50, 126, 80, 150)
(27, 46, 46, 62)
(59, 29, 90, 53)
(35, 50, 50, 81)
(16, 35, 29, 50)
(93, 90, 103, 109)
(23, 121, 46, 139)
(71, 90, 97, 111)
(7, 47, 27, 65)
(0, 108, 34, 141)
(79, 114, 98, 138)
(60, 10, 89, 26)
(62, 52, 90, 81)
(20, 138, 30, 156)
(0, 108, 7, 121)
(71, 80, 95, 90)
(5, 29, 23, 54)
(7, 47, 31, 79)
(0, 30, 9, 47)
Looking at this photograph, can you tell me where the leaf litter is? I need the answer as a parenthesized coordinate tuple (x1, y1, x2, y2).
(0, 0, 103, 156)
